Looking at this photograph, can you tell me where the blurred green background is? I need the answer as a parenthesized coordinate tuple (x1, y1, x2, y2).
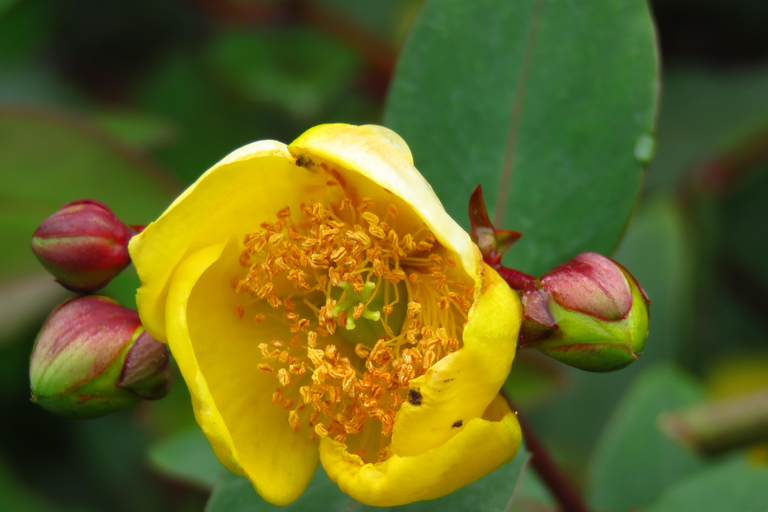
(2, 0, 768, 511)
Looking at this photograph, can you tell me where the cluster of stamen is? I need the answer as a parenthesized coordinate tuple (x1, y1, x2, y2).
(234, 188, 472, 462)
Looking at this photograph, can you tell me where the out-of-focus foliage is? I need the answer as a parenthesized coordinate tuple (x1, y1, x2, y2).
(3, 0, 768, 511)
(587, 364, 706, 511)
(205, 447, 533, 512)
(147, 427, 221, 490)
(644, 458, 768, 512)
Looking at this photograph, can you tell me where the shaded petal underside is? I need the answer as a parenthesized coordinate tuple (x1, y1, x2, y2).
(167, 241, 319, 505)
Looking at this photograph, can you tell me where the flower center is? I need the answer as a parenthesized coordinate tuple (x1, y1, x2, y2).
(234, 192, 472, 462)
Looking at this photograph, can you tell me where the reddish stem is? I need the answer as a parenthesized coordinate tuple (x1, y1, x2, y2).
(505, 393, 591, 512)
(495, 265, 536, 290)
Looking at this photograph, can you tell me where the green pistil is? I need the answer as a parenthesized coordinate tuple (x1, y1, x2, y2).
(332, 281, 382, 330)
(330, 279, 408, 347)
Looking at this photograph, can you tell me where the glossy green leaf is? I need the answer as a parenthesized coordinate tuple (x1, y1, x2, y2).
(385, 0, 659, 275)
(206, 447, 532, 512)
(147, 426, 222, 490)
(587, 364, 706, 512)
(644, 457, 768, 512)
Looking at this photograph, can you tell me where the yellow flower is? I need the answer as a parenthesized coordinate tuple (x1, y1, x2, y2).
(129, 124, 522, 506)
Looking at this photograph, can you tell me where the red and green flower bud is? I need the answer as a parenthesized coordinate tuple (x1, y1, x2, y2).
(520, 252, 650, 372)
(31, 199, 134, 292)
(29, 295, 171, 418)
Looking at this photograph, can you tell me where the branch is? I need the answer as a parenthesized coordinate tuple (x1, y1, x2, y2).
(504, 393, 591, 512)
(659, 388, 768, 456)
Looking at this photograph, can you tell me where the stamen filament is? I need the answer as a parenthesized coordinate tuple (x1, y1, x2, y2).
(234, 186, 472, 463)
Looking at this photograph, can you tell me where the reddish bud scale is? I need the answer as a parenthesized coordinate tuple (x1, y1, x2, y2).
(31, 199, 133, 292)
(468, 186, 522, 266)
(541, 252, 633, 321)
(119, 330, 171, 400)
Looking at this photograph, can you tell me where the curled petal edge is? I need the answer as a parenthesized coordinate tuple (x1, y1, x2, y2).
(320, 394, 522, 507)
(390, 264, 521, 456)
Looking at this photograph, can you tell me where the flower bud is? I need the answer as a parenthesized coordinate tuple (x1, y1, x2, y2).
(30, 295, 171, 418)
(520, 252, 650, 372)
(31, 199, 133, 292)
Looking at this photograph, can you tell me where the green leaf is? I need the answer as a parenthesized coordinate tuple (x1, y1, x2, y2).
(205, 466, 351, 512)
(587, 363, 707, 512)
(506, 465, 554, 512)
(384, 0, 659, 275)
(72, 412, 163, 511)
(147, 426, 222, 490)
(644, 457, 768, 512)
(0, 107, 180, 313)
(504, 351, 566, 410)
(206, 447, 532, 512)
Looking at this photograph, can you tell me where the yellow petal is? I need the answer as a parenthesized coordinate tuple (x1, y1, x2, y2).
(130, 141, 329, 341)
(389, 263, 521, 456)
(289, 124, 481, 285)
(130, 123, 523, 506)
(166, 239, 318, 505)
(130, 125, 482, 341)
(320, 394, 522, 506)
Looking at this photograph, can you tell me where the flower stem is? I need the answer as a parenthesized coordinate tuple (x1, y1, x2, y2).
(503, 392, 591, 512)
(495, 265, 536, 290)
